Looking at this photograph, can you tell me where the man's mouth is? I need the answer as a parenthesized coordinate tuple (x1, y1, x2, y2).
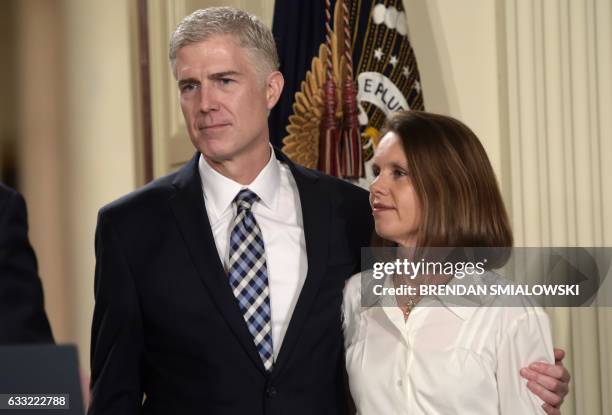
(198, 122, 231, 131)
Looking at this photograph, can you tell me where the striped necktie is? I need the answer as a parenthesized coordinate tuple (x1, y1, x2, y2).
(227, 189, 274, 371)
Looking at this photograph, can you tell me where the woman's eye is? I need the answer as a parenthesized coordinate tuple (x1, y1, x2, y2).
(393, 169, 407, 178)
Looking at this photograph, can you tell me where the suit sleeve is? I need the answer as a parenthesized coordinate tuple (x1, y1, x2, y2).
(89, 210, 144, 415)
(0, 189, 53, 344)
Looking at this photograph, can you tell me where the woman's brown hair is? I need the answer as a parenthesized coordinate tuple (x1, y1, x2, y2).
(377, 110, 513, 252)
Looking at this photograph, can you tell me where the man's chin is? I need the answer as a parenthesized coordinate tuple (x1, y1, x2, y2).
(200, 149, 235, 165)
(192, 139, 232, 160)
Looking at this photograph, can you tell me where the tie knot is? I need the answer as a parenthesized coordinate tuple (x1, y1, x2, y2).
(234, 189, 259, 211)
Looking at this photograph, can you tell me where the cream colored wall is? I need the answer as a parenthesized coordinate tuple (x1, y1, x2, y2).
(16, 0, 70, 345)
(62, 0, 140, 370)
(17, 0, 141, 370)
(404, 0, 505, 186)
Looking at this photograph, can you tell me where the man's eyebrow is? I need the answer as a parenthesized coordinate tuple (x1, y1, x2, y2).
(209, 71, 241, 79)
(177, 78, 199, 88)
(177, 71, 242, 88)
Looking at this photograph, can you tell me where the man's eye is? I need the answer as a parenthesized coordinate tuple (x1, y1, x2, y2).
(219, 78, 234, 85)
(371, 167, 380, 177)
(180, 83, 197, 93)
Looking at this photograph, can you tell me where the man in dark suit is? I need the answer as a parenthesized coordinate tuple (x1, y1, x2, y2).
(89, 7, 569, 415)
(0, 183, 53, 344)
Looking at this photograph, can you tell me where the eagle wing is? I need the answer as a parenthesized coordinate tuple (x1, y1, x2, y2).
(282, 4, 348, 169)
(281, 44, 326, 169)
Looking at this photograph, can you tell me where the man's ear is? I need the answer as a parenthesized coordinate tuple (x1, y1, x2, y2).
(265, 71, 284, 110)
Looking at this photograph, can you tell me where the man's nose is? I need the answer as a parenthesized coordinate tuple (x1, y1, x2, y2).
(199, 85, 219, 112)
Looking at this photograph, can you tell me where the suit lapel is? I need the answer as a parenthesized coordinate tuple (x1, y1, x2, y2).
(271, 149, 331, 378)
(168, 153, 267, 374)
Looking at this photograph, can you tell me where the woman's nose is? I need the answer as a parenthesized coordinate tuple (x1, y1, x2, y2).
(369, 174, 387, 196)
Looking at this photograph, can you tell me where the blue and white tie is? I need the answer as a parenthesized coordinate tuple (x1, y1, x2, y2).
(227, 189, 274, 371)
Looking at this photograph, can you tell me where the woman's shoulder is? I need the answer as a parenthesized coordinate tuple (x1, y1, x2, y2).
(446, 272, 552, 340)
(343, 269, 384, 316)
(465, 276, 552, 350)
(342, 272, 372, 346)
(343, 272, 364, 310)
(345, 272, 363, 291)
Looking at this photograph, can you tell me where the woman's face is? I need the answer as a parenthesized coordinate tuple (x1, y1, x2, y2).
(369, 132, 422, 247)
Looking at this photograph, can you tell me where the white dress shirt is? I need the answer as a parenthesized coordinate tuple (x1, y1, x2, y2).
(342, 272, 554, 414)
(198, 150, 307, 359)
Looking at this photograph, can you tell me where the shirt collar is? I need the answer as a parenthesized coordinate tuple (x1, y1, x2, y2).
(198, 146, 281, 220)
(430, 274, 483, 320)
(375, 273, 479, 321)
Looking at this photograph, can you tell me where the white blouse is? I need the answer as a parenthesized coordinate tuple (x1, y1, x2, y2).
(342, 272, 554, 415)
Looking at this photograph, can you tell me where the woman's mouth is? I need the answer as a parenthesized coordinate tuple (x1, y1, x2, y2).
(371, 202, 394, 213)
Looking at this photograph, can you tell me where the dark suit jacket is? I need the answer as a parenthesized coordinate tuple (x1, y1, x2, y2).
(89, 149, 373, 415)
(0, 183, 54, 344)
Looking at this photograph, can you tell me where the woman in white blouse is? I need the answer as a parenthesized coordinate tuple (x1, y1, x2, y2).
(343, 111, 565, 414)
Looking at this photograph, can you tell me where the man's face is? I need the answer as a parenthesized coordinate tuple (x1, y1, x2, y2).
(174, 35, 282, 164)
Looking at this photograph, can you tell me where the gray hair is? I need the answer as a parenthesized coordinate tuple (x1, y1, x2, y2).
(169, 7, 279, 79)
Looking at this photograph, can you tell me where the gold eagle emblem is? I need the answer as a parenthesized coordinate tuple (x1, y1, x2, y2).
(281, 3, 349, 169)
